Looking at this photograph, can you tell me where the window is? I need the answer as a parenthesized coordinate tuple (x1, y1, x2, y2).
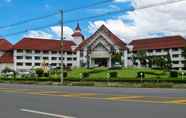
(35, 50, 41, 54)
(25, 56, 32, 60)
(80, 51, 83, 57)
(67, 58, 72, 61)
(43, 51, 49, 54)
(172, 48, 178, 51)
(148, 50, 153, 53)
(16, 62, 23, 66)
(51, 63, 57, 66)
(172, 54, 179, 58)
(25, 63, 32, 66)
(16, 56, 23, 59)
(156, 49, 161, 52)
(59, 57, 64, 60)
(17, 49, 23, 53)
(73, 58, 77, 61)
(51, 57, 57, 60)
(52, 51, 57, 54)
(73, 52, 76, 55)
(35, 56, 40, 60)
(172, 61, 179, 64)
(43, 57, 49, 60)
(26, 50, 32, 53)
(35, 63, 40, 66)
(67, 52, 72, 55)
(67, 63, 72, 67)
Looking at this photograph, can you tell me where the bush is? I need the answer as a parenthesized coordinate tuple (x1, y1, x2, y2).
(82, 72, 89, 78)
(170, 71, 178, 78)
(109, 71, 118, 78)
(137, 72, 145, 78)
(35, 68, 44, 77)
(63, 72, 68, 78)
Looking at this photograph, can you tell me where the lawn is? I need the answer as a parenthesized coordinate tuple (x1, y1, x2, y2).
(66, 67, 182, 80)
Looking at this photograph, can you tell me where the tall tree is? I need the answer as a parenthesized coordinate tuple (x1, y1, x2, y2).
(136, 49, 147, 67)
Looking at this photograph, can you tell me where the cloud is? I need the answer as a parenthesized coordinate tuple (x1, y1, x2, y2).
(114, 0, 130, 3)
(88, 0, 186, 43)
(25, 26, 74, 40)
(50, 26, 74, 40)
(25, 31, 54, 39)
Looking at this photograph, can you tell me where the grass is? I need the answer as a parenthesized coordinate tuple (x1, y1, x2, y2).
(66, 67, 173, 80)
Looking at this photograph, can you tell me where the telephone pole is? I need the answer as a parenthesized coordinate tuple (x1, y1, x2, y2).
(60, 9, 64, 84)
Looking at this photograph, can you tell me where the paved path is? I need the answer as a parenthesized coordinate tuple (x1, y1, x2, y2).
(0, 83, 186, 118)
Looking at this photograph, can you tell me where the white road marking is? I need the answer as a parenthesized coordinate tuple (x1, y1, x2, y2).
(20, 108, 76, 118)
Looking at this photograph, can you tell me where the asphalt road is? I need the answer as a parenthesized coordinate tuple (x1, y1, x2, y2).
(0, 83, 186, 118)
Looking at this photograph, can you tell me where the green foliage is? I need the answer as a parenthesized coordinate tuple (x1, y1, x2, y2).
(82, 72, 90, 78)
(109, 71, 118, 78)
(35, 68, 44, 77)
(170, 71, 178, 78)
(137, 72, 145, 78)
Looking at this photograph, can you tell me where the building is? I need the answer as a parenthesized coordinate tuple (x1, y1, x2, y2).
(0, 38, 13, 72)
(0, 24, 186, 72)
(128, 36, 186, 70)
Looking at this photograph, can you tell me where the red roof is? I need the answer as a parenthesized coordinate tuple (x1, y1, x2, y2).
(0, 51, 13, 63)
(130, 36, 186, 51)
(76, 25, 127, 50)
(13, 37, 76, 52)
(0, 38, 13, 51)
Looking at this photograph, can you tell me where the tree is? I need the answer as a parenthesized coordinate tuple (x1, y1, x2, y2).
(136, 49, 147, 67)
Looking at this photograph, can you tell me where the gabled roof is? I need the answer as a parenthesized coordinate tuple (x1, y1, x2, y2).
(13, 37, 76, 52)
(76, 25, 127, 51)
(129, 35, 186, 51)
(0, 51, 13, 63)
(0, 38, 13, 51)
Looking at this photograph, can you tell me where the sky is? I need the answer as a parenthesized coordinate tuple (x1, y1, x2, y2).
(0, 0, 186, 44)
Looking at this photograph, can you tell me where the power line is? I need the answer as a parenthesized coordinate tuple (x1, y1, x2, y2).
(1, 0, 186, 37)
(0, 12, 58, 30)
(134, 0, 186, 10)
(2, 22, 59, 37)
(0, 0, 113, 30)
(64, 0, 113, 12)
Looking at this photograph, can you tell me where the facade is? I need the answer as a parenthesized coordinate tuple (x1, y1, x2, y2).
(128, 36, 186, 70)
(0, 24, 186, 72)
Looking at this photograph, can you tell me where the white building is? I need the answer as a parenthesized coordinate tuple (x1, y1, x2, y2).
(128, 36, 186, 70)
(0, 24, 186, 72)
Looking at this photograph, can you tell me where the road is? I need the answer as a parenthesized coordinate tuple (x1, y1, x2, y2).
(0, 83, 186, 118)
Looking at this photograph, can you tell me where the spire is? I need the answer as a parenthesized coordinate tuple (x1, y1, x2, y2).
(75, 23, 81, 31)
(72, 23, 84, 39)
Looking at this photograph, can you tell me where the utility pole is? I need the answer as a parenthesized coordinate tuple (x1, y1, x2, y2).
(60, 9, 64, 84)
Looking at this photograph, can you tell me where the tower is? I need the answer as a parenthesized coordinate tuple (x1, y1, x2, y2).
(72, 23, 84, 46)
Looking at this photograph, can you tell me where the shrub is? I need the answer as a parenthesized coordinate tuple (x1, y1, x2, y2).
(170, 71, 178, 78)
(63, 72, 68, 78)
(137, 72, 145, 78)
(35, 68, 44, 77)
(82, 72, 89, 78)
(109, 71, 118, 78)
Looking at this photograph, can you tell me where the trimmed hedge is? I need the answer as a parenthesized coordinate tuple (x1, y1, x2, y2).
(170, 71, 178, 78)
(109, 71, 118, 78)
(137, 72, 145, 78)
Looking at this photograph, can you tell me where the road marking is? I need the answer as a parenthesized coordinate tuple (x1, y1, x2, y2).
(20, 109, 76, 118)
(106, 96, 144, 100)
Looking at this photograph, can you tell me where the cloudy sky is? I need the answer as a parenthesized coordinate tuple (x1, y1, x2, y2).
(0, 0, 186, 44)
